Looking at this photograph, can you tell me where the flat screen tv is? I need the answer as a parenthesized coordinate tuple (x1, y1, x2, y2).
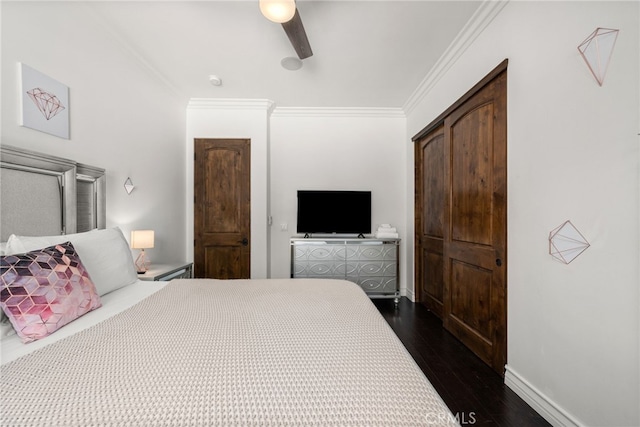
(297, 190, 371, 236)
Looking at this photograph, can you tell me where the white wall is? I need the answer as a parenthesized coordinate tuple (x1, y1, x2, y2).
(269, 109, 408, 290)
(185, 99, 272, 279)
(405, 2, 639, 426)
(4, 1, 638, 425)
(1, 2, 187, 263)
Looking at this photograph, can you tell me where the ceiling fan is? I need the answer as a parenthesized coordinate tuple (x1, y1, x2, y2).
(259, 0, 313, 59)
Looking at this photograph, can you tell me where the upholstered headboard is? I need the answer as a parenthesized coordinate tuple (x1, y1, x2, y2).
(0, 145, 106, 241)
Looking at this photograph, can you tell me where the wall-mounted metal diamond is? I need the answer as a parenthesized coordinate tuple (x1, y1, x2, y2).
(578, 27, 619, 86)
(124, 177, 135, 195)
(549, 220, 590, 264)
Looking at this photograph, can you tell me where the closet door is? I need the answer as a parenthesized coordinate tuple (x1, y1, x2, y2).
(442, 70, 507, 374)
(413, 61, 508, 375)
(415, 125, 445, 318)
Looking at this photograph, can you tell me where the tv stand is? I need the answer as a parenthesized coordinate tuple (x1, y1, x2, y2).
(290, 237, 400, 304)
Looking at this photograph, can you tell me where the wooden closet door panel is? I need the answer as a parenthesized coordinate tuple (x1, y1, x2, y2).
(443, 70, 507, 374)
(415, 126, 445, 317)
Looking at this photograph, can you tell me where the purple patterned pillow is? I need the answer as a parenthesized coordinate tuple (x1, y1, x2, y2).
(0, 242, 102, 343)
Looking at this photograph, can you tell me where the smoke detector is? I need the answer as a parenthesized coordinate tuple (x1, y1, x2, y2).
(281, 57, 303, 71)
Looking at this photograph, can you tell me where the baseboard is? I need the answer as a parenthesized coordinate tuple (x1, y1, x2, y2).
(504, 365, 582, 427)
(403, 286, 415, 302)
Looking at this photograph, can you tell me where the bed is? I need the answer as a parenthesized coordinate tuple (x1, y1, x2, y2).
(1, 147, 458, 426)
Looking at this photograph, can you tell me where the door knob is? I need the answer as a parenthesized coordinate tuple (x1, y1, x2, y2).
(496, 258, 502, 267)
(241, 238, 249, 246)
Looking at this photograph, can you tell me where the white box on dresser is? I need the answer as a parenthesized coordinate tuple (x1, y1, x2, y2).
(290, 238, 400, 303)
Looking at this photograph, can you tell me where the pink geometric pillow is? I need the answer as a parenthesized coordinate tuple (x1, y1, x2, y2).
(0, 242, 102, 343)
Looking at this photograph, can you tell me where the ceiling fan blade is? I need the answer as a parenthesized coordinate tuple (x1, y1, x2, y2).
(281, 9, 313, 59)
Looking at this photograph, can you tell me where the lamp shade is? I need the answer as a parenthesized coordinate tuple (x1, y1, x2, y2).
(259, 0, 296, 23)
(131, 230, 154, 249)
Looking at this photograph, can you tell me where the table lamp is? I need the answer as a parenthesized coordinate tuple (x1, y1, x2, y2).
(131, 230, 154, 273)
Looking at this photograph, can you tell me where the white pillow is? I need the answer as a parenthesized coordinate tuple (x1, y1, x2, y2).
(1, 315, 16, 338)
(6, 227, 138, 296)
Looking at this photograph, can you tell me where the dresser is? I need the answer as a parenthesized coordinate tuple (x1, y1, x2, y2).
(290, 238, 400, 303)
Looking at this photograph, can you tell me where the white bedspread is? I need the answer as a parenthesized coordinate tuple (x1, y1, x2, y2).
(1, 278, 458, 426)
(1, 280, 168, 364)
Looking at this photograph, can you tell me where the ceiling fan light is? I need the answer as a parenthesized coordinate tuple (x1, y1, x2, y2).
(260, 0, 296, 23)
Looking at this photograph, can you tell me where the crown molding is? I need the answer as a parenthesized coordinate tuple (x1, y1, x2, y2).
(188, 98, 276, 113)
(403, 0, 509, 115)
(271, 107, 405, 119)
(186, 102, 404, 118)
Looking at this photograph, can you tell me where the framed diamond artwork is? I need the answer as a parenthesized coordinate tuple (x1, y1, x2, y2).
(19, 63, 70, 139)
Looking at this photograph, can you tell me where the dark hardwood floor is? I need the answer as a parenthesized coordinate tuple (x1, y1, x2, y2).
(373, 297, 551, 427)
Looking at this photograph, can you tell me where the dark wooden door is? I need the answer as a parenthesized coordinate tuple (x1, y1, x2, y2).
(413, 61, 508, 374)
(194, 138, 250, 279)
(442, 70, 507, 374)
(415, 125, 445, 318)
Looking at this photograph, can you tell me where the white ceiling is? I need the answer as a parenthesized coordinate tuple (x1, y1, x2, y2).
(87, 1, 482, 108)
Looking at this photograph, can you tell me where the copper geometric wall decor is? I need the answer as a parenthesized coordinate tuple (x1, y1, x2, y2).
(549, 220, 590, 264)
(578, 27, 619, 86)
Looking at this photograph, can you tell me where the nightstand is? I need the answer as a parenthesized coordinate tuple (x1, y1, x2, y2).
(137, 262, 193, 281)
